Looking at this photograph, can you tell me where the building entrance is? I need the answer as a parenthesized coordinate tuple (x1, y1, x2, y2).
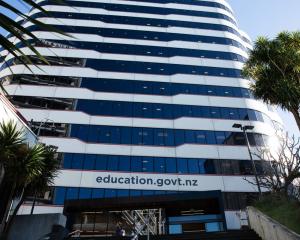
(64, 191, 225, 237)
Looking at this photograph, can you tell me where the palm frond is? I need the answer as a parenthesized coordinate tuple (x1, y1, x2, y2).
(0, 120, 25, 151)
(0, 0, 70, 76)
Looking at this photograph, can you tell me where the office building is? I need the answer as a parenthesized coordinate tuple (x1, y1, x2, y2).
(0, 0, 282, 236)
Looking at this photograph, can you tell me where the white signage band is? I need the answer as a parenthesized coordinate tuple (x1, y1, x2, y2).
(54, 170, 260, 193)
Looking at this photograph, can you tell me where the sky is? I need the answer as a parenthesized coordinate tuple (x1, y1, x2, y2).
(227, 0, 300, 137)
(1, 0, 300, 136)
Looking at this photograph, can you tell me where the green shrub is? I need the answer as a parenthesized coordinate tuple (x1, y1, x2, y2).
(254, 194, 300, 234)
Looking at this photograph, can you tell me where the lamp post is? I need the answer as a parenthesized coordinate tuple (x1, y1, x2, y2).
(232, 123, 262, 197)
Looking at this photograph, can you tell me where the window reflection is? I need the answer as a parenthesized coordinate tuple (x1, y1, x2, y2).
(37, 1, 235, 24)
(72, 124, 267, 146)
(61, 153, 264, 176)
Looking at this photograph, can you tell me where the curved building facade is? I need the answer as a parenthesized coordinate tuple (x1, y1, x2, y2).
(1, 0, 282, 235)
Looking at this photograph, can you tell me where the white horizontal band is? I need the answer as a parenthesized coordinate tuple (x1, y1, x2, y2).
(1, 65, 252, 91)
(4, 31, 248, 59)
(3, 47, 245, 70)
(6, 84, 275, 118)
(18, 108, 275, 136)
(34, 0, 236, 22)
(40, 136, 263, 160)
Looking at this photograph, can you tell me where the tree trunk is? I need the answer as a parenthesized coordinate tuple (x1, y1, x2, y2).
(2, 190, 26, 239)
(0, 181, 15, 235)
(290, 107, 300, 131)
(30, 191, 37, 215)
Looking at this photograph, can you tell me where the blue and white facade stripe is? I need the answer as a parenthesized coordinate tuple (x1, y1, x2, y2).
(0, 0, 282, 229)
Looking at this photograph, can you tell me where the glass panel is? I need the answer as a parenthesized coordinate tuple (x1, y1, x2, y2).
(66, 188, 79, 200)
(79, 188, 92, 199)
(95, 155, 107, 170)
(83, 155, 96, 170)
(63, 153, 73, 169)
(72, 154, 84, 169)
(205, 222, 222, 232)
(166, 158, 177, 173)
(54, 187, 66, 205)
(169, 225, 182, 234)
(119, 156, 130, 171)
(92, 189, 104, 199)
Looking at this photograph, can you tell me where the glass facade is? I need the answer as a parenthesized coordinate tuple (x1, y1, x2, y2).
(61, 153, 263, 175)
(25, 25, 248, 50)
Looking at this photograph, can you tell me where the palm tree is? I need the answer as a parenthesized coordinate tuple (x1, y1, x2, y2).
(0, 0, 67, 92)
(0, 143, 45, 233)
(0, 121, 25, 233)
(2, 145, 60, 237)
(0, 121, 59, 237)
(243, 31, 300, 130)
(27, 145, 60, 215)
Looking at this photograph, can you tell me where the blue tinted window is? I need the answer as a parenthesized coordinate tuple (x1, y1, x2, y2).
(130, 190, 142, 196)
(83, 155, 96, 170)
(177, 158, 188, 173)
(53, 187, 66, 205)
(154, 129, 166, 146)
(154, 157, 166, 173)
(95, 155, 107, 170)
(143, 190, 154, 196)
(199, 160, 208, 174)
(132, 128, 143, 145)
(121, 128, 131, 144)
(119, 156, 130, 171)
(166, 158, 177, 173)
(118, 189, 129, 197)
(105, 189, 117, 198)
(46, 97, 267, 123)
(99, 126, 111, 143)
(220, 108, 230, 119)
(210, 107, 221, 118)
(132, 156, 142, 171)
(79, 188, 92, 199)
(72, 154, 84, 169)
(143, 128, 154, 145)
(206, 132, 216, 144)
(239, 109, 249, 120)
(215, 132, 226, 144)
(92, 189, 104, 199)
(76, 125, 89, 141)
(175, 130, 185, 146)
(63, 153, 73, 169)
(107, 156, 119, 171)
(185, 131, 195, 143)
(142, 157, 154, 172)
(111, 127, 121, 144)
(66, 188, 79, 200)
(195, 131, 206, 144)
(165, 129, 174, 146)
(188, 159, 200, 174)
(58, 123, 267, 147)
(229, 109, 239, 120)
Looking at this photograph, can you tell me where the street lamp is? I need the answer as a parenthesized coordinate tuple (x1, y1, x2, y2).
(232, 123, 262, 197)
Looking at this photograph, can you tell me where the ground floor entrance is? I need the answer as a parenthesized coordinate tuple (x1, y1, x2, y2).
(64, 191, 226, 237)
